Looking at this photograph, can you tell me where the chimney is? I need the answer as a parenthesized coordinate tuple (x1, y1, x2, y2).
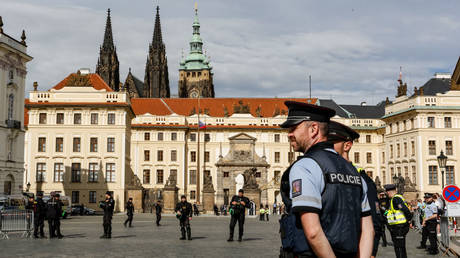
(33, 81, 38, 91)
(360, 102, 367, 106)
(78, 68, 91, 75)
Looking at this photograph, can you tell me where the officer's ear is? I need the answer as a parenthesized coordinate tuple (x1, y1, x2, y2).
(344, 141, 353, 152)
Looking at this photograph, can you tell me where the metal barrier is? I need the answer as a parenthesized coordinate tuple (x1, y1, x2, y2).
(0, 210, 34, 239)
(412, 209, 423, 232)
(440, 216, 450, 247)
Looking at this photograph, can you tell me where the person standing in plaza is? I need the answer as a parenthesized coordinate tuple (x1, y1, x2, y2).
(227, 189, 250, 242)
(265, 205, 269, 221)
(47, 193, 63, 239)
(259, 205, 265, 221)
(327, 121, 382, 258)
(384, 184, 412, 258)
(193, 202, 199, 216)
(27, 193, 46, 238)
(378, 191, 389, 247)
(155, 200, 162, 226)
(124, 197, 134, 227)
(175, 195, 192, 240)
(278, 101, 374, 257)
(417, 193, 439, 255)
(100, 191, 115, 239)
(273, 203, 277, 215)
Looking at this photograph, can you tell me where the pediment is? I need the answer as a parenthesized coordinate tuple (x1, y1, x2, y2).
(228, 133, 256, 141)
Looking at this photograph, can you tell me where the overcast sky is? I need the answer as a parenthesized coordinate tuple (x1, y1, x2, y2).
(2, 0, 460, 104)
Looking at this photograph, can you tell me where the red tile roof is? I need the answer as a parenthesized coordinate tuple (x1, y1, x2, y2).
(131, 98, 316, 118)
(51, 73, 113, 92)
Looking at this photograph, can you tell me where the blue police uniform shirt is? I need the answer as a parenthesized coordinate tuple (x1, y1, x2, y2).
(424, 202, 438, 219)
(289, 148, 371, 214)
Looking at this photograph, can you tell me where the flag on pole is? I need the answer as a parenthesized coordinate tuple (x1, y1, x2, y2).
(198, 121, 206, 129)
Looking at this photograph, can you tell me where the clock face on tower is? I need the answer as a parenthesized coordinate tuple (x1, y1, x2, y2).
(190, 89, 200, 98)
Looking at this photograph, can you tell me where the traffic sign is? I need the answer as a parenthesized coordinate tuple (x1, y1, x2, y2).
(443, 185, 460, 203)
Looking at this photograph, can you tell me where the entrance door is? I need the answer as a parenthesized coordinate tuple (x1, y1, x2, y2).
(223, 189, 229, 205)
(4, 181, 11, 195)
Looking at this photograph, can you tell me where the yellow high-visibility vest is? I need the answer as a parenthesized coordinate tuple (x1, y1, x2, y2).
(386, 194, 409, 225)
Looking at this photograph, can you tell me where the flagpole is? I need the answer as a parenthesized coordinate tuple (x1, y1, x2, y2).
(196, 95, 201, 204)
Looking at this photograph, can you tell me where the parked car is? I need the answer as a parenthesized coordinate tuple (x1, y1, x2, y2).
(71, 205, 96, 215)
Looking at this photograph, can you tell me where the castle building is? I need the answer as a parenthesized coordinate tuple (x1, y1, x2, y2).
(95, 9, 120, 91)
(0, 17, 33, 195)
(178, 6, 214, 98)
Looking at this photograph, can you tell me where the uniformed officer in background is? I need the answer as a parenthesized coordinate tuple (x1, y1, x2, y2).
(384, 184, 412, 258)
(124, 197, 134, 227)
(378, 191, 389, 247)
(279, 101, 374, 258)
(227, 189, 250, 242)
(328, 121, 382, 258)
(47, 193, 63, 239)
(175, 195, 192, 240)
(417, 193, 439, 255)
(100, 191, 115, 239)
(155, 200, 162, 226)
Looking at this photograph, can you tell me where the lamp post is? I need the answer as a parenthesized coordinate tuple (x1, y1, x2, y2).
(437, 150, 447, 189)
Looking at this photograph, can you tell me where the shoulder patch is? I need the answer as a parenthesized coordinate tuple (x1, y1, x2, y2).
(292, 179, 302, 198)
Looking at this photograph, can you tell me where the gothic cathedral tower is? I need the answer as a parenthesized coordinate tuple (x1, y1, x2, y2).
(144, 6, 170, 98)
(96, 9, 120, 91)
(178, 5, 214, 98)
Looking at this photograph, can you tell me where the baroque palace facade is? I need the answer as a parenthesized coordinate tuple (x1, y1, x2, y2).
(20, 4, 460, 212)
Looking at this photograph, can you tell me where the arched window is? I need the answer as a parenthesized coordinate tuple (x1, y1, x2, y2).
(8, 94, 14, 120)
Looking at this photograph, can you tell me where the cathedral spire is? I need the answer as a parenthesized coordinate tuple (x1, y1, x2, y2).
(96, 8, 120, 91)
(143, 4, 170, 98)
(103, 9, 114, 50)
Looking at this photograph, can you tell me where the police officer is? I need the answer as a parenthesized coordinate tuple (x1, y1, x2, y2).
(384, 184, 412, 258)
(47, 193, 63, 239)
(175, 195, 192, 240)
(124, 197, 134, 228)
(279, 101, 374, 257)
(378, 191, 389, 247)
(100, 191, 115, 239)
(227, 189, 250, 242)
(155, 200, 162, 226)
(328, 121, 382, 258)
(417, 193, 439, 255)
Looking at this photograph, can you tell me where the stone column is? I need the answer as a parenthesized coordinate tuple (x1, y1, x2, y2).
(126, 190, 143, 213)
(244, 188, 261, 214)
(202, 189, 215, 214)
(163, 186, 178, 213)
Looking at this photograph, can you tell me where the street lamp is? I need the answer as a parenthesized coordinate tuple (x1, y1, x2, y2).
(437, 150, 447, 189)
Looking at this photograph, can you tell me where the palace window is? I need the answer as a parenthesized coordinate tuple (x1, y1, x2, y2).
(71, 191, 79, 204)
(90, 137, 98, 152)
(223, 172, 229, 178)
(190, 191, 196, 200)
(144, 150, 150, 161)
(411, 141, 415, 156)
(55, 137, 63, 152)
(54, 163, 64, 182)
(107, 137, 115, 152)
(446, 166, 455, 185)
(74, 113, 82, 124)
(390, 145, 393, 158)
(106, 163, 116, 182)
(427, 117, 435, 128)
(191, 151, 196, 162)
(446, 140, 453, 155)
(107, 113, 115, 125)
(366, 152, 372, 164)
(396, 144, 400, 158)
(274, 134, 280, 143)
(204, 151, 210, 163)
(157, 150, 163, 162)
(71, 163, 81, 183)
(171, 150, 177, 162)
(39, 113, 47, 124)
(56, 113, 64, 124)
(158, 132, 164, 141)
(91, 113, 98, 125)
(89, 191, 97, 203)
(7, 94, 14, 120)
(428, 165, 438, 185)
(428, 140, 436, 155)
(144, 132, 150, 141)
(88, 163, 99, 182)
(403, 142, 407, 157)
(445, 117, 452, 128)
(354, 152, 360, 163)
(274, 152, 280, 163)
(73, 137, 81, 152)
(38, 137, 46, 152)
(190, 133, 196, 142)
(189, 170, 196, 184)
(157, 169, 164, 184)
(36, 163, 46, 182)
(382, 152, 385, 163)
(412, 166, 416, 185)
(143, 169, 150, 184)
(171, 133, 177, 141)
(204, 133, 210, 142)
(366, 135, 371, 143)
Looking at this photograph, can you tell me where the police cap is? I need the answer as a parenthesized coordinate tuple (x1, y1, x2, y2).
(106, 191, 111, 196)
(328, 121, 360, 142)
(384, 184, 396, 191)
(55, 193, 60, 197)
(181, 195, 186, 199)
(280, 101, 336, 128)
